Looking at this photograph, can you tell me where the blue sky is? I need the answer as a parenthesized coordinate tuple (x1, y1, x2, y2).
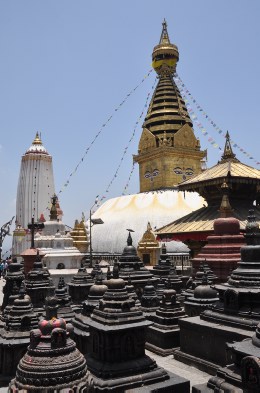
(1, 0, 260, 253)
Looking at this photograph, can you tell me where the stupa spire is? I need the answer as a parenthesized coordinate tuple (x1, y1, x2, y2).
(159, 19, 171, 45)
(134, 21, 206, 191)
(32, 131, 42, 145)
(152, 18, 179, 75)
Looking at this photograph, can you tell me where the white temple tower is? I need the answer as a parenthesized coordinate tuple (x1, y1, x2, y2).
(13, 133, 55, 256)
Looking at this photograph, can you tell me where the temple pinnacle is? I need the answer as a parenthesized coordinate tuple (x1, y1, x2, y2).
(32, 132, 42, 145)
(152, 19, 179, 75)
(160, 19, 171, 44)
(221, 131, 239, 162)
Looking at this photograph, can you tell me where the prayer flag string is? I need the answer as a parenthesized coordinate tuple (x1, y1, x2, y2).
(96, 76, 157, 206)
(174, 74, 260, 166)
(121, 162, 136, 195)
(57, 69, 153, 195)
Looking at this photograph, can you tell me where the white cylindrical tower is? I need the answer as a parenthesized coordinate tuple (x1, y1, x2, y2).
(13, 133, 55, 256)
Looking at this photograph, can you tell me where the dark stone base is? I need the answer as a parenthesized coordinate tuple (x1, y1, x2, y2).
(192, 364, 244, 393)
(125, 371, 190, 392)
(178, 316, 253, 368)
(145, 341, 174, 357)
(174, 349, 220, 376)
(146, 325, 180, 357)
(89, 370, 189, 393)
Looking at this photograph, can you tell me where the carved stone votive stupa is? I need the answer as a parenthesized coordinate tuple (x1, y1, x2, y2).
(9, 307, 88, 391)
(84, 276, 190, 391)
(146, 288, 187, 356)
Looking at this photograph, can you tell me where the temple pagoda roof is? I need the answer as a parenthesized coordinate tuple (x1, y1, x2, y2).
(178, 160, 260, 190)
(178, 132, 260, 191)
(156, 205, 260, 241)
(156, 134, 260, 240)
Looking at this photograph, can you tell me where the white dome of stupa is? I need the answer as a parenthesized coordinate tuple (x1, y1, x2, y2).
(90, 190, 204, 254)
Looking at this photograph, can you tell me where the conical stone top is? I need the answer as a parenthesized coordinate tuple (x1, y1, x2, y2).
(83, 272, 108, 316)
(24, 253, 55, 311)
(125, 276, 141, 307)
(117, 231, 156, 295)
(85, 277, 175, 390)
(2, 257, 25, 311)
(6, 291, 38, 332)
(155, 288, 186, 324)
(55, 277, 74, 323)
(156, 277, 166, 299)
(141, 279, 160, 310)
(152, 243, 172, 277)
(67, 267, 94, 308)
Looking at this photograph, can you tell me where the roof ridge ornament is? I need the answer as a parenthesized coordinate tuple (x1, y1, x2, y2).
(221, 131, 240, 163)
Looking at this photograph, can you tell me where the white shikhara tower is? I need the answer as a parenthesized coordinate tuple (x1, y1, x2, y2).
(13, 133, 55, 255)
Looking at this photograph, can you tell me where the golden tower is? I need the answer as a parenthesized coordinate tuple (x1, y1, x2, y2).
(134, 20, 206, 192)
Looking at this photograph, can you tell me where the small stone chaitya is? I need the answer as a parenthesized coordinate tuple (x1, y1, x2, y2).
(117, 231, 157, 297)
(85, 277, 190, 392)
(9, 313, 89, 392)
(146, 288, 187, 356)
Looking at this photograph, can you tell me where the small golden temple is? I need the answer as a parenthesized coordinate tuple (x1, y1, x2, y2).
(70, 214, 89, 253)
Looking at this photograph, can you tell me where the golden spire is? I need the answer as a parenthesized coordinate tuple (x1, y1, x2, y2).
(32, 132, 43, 145)
(221, 132, 239, 163)
(152, 19, 179, 75)
(159, 19, 171, 44)
(133, 21, 206, 192)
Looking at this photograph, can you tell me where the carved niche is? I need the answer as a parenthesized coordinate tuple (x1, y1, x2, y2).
(51, 328, 66, 349)
(138, 128, 156, 153)
(174, 123, 197, 149)
(241, 356, 260, 390)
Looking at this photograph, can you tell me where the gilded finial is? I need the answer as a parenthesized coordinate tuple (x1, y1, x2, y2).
(221, 132, 239, 163)
(32, 132, 42, 145)
(152, 20, 179, 75)
(159, 19, 171, 45)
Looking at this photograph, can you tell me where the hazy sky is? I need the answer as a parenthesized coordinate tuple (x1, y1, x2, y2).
(1, 0, 260, 253)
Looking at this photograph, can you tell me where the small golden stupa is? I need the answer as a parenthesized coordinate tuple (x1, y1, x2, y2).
(70, 213, 89, 253)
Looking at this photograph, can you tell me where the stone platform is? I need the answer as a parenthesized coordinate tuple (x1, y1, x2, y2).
(175, 316, 254, 375)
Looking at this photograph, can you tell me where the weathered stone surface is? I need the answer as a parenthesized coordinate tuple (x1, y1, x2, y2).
(2, 258, 24, 311)
(24, 253, 55, 314)
(146, 289, 187, 356)
(192, 322, 260, 392)
(84, 277, 189, 391)
(67, 267, 94, 312)
(9, 313, 88, 391)
(0, 289, 38, 382)
(184, 273, 219, 317)
(117, 231, 157, 297)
